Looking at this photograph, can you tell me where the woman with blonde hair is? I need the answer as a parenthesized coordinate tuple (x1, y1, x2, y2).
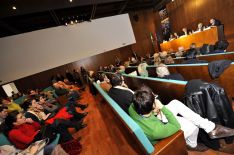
(154, 56, 162, 66)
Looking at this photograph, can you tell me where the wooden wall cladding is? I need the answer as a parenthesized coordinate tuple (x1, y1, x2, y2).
(166, 0, 234, 51)
(129, 9, 161, 56)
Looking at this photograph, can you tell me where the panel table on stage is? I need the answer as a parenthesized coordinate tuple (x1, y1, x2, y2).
(160, 26, 224, 52)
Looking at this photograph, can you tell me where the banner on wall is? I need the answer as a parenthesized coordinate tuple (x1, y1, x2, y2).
(159, 7, 171, 41)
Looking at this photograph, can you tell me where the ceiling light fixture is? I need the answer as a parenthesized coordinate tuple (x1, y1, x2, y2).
(69, 0, 73, 2)
(12, 6, 17, 10)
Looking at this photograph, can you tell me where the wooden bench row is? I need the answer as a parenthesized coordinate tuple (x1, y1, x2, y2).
(125, 63, 234, 99)
(93, 80, 187, 155)
(173, 51, 234, 64)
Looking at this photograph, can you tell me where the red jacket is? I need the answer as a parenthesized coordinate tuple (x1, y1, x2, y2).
(8, 122, 41, 149)
(46, 107, 73, 124)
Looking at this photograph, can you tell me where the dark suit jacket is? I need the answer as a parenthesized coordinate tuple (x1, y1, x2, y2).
(108, 87, 133, 114)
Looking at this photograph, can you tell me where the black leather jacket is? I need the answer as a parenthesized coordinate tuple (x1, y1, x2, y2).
(184, 80, 234, 128)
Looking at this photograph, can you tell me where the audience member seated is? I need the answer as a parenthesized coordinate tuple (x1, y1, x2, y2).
(65, 70, 75, 83)
(137, 62, 149, 77)
(115, 56, 121, 67)
(5, 111, 42, 149)
(200, 44, 215, 55)
(175, 47, 185, 57)
(159, 51, 168, 59)
(27, 89, 40, 99)
(0, 106, 8, 125)
(197, 23, 205, 32)
(55, 74, 65, 82)
(108, 73, 134, 114)
(0, 98, 22, 113)
(73, 69, 83, 87)
(58, 81, 81, 92)
(164, 56, 175, 65)
(97, 73, 112, 92)
(209, 18, 221, 27)
(210, 40, 229, 54)
(24, 99, 51, 123)
(182, 49, 208, 64)
(156, 64, 185, 81)
(183, 43, 200, 58)
(11, 91, 22, 100)
(124, 61, 130, 69)
(117, 65, 126, 74)
(129, 57, 138, 66)
(39, 95, 60, 113)
(129, 86, 234, 151)
(5, 111, 83, 150)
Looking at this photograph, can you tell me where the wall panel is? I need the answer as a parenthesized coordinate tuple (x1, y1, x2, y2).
(167, 0, 234, 50)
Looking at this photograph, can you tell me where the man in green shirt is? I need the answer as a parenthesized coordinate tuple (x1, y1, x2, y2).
(129, 88, 234, 151)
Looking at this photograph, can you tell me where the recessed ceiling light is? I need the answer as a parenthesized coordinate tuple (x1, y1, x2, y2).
(69, 0, 73, 2)
(12, 6, 17, 10)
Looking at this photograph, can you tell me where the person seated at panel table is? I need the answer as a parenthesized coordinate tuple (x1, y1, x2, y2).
(129, 86, 234, 151)
(173, 32, 179, 39)
(196, 23, 206, 32)
(169, 33, 175, 41)
(209, 18, 221, 27)
(209, 40, 229, 54)
(180, 28, 193, 36)
(108, 73, 134, 114)
(181, 27, 188, 36)
(156, 63, 185, 81)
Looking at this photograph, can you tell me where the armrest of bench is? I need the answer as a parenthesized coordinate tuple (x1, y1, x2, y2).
(152, 130, 187, 155)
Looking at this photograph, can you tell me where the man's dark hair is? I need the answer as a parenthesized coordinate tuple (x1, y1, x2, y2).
(0, 106, 7, 112)
(0, 97, 3, 104)
(133, 90, 154, 115)
(185, 48, 197, 60)
(215, 40, 229, 50)
(5, 110, 19, 130)
(110, 73, 123, 87)
(97, 73, 106, 82)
